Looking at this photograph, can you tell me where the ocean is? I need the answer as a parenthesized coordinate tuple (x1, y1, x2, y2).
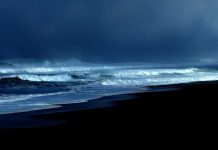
(0, 59, 218, 114)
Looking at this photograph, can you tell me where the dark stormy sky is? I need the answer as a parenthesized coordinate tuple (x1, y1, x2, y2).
(0, 0, 218, 63)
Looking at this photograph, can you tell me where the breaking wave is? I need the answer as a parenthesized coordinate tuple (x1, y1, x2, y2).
(17, 74, 73, 82)
(111, 68, 198, 78)
(1, 59, 218, 114)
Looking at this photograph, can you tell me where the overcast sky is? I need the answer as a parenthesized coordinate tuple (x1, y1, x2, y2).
(0, 0, 218, 63)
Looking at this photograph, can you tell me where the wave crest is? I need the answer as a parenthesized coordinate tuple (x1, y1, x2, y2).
(111, 68, 198, 78)
(17, 74, 73, 82)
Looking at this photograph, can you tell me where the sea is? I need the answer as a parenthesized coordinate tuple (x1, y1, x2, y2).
(0, 59, 218, 114)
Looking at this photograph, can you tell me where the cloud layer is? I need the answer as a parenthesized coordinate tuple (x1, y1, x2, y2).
(0, 0, 218, 62)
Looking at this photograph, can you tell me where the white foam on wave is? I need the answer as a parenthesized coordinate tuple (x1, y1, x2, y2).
(101, 72, 218, 86)
(0, 66, 120, 74)
(17, 74, 73, 82)
(111, 68, 198, 78)
(1, 59, 168, 76)
(0, 91, 70, 104)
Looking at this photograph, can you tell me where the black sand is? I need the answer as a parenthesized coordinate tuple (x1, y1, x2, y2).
(0, 81, 216, 138)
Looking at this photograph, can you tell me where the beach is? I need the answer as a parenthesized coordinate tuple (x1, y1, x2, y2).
(0, 81, 215, 139)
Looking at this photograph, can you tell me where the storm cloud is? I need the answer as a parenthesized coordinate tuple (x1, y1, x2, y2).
(0, 0, 218, 63)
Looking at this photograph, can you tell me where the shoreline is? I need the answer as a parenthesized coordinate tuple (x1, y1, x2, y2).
(0, 81, 216, 136)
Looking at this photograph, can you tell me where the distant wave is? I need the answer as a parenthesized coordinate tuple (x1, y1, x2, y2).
(0, 67, 199, 83)
(0, 67, 216, 85)
(111, 68, 198, 78)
